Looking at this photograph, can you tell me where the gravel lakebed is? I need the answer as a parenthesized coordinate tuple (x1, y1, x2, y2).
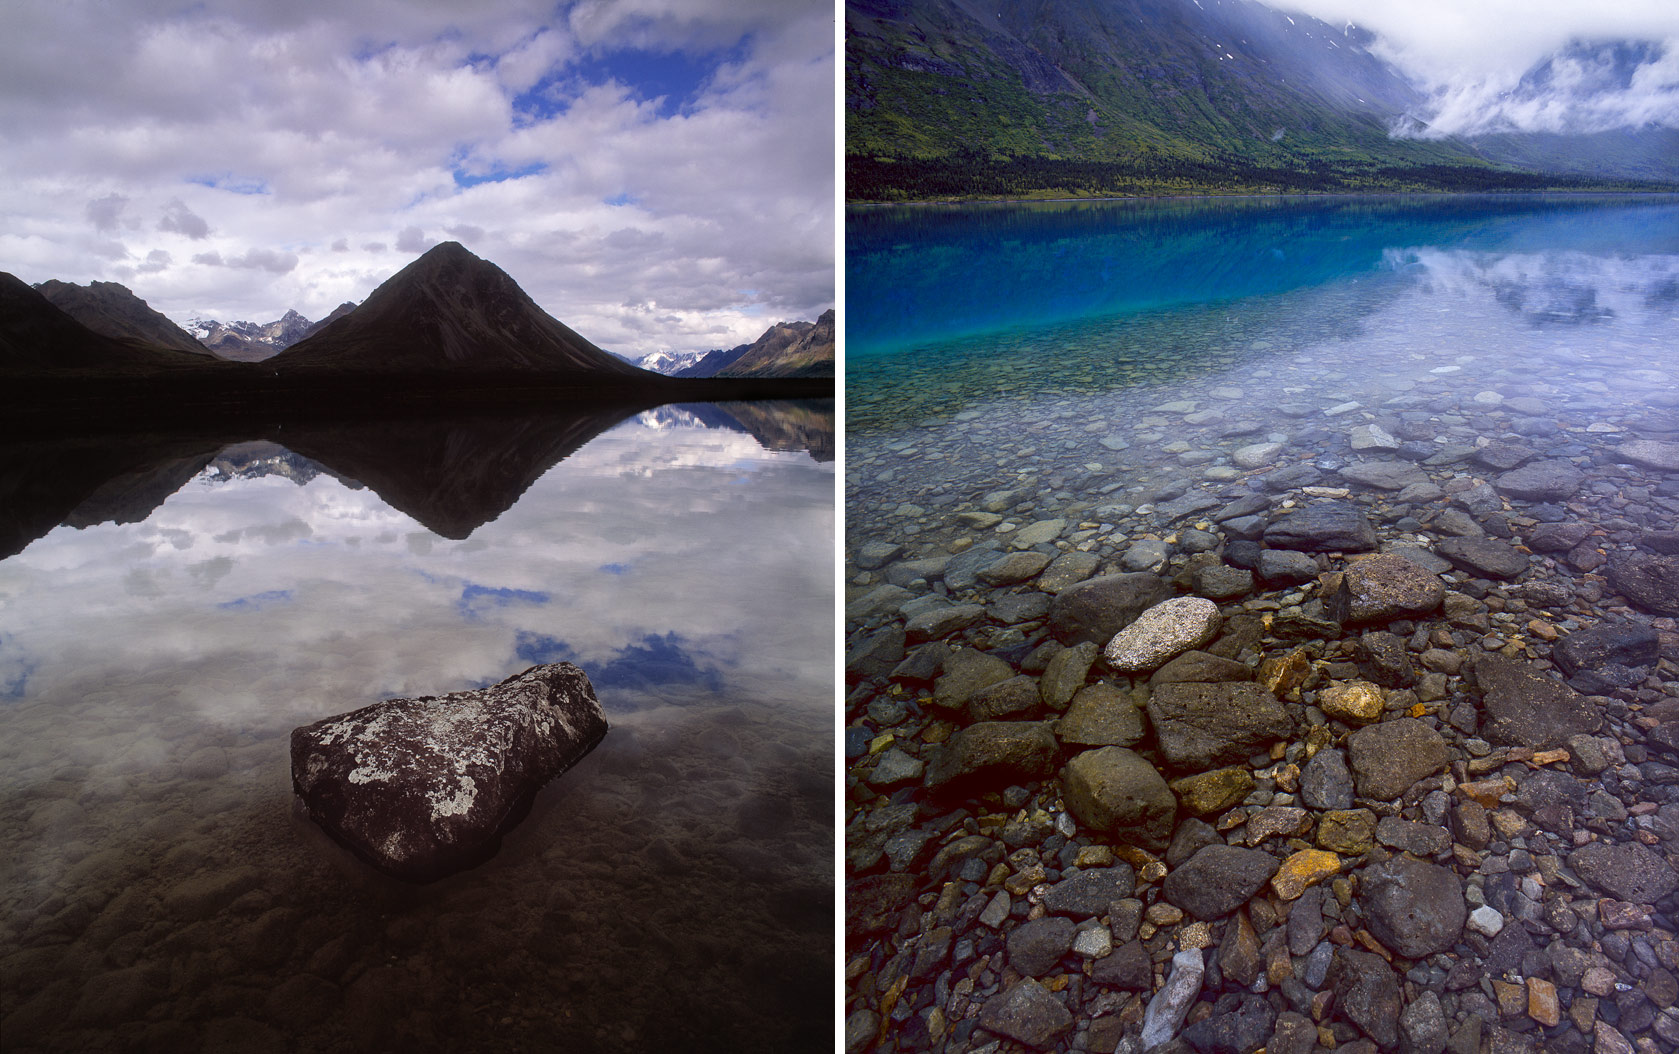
(844, 333, 1679, 1054)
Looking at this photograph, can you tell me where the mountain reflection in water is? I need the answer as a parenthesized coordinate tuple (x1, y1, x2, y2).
(0, 399, 833, 1052)
(1, 399, 834, 558)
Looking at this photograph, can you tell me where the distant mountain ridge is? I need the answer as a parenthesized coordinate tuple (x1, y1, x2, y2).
(33, 279, 214, 358)
(846, 0, 1679, 197)
(186, 303, 358, 361)
(654, 310, 836, 379)
(5, 241, 832, 428)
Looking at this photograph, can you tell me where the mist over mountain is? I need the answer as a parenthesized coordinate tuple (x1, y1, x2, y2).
(1393, 38, 1679, 181)
(846, 0, 1679, 196)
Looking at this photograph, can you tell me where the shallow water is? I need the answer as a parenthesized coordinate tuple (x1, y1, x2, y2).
(846, 196, 1679, 559)
(0, 402, 834, 1052)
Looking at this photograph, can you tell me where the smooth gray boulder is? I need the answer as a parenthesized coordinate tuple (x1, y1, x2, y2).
(1607, 552, 1679, 616)
(1325, 554, 1445, 624)
(1264, 502, 1376, 553)
(924, 721, 1059, 795)
(1475, 654, 1602, 748)
(291, 663, 608, 882)
(1346, 718, 1448, 800)
(1061, 747, 1176, 851)
(1162, 844, 1279, 919)
(1359, 855, 1466, 959)
(1048, 573, 1172, 646)
(1147, 682, 1294, 772)
(1494, 460, 1585, 501)
(979, 979, 1073, 1049)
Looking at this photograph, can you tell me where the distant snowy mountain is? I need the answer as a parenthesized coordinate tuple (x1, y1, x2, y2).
(637, 314, 835, 379)
(636, 405, 713, 429)
(636, 349, 712, 375)
(185, 304, 356, 362)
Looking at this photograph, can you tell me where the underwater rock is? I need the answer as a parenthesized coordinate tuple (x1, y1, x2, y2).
(291, 663, 608, 882)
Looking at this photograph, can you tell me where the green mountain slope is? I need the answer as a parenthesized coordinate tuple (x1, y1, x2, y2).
(846, 0, 1668, 198)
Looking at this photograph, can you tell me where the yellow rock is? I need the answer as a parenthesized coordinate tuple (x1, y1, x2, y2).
(1075, 845, 1115, 868)
(1259, 647, 1314, 697)
(1179, 921, 1213, 949)
(1318, 681, 1385, 725)
(869, 733, 894, 754)
(1273, 849, 1342, 900)
(1528, 977, 1560, 1027)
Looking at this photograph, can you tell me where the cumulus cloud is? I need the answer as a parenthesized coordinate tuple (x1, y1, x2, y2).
(193, 247, 298, 273)
(157, 198, 211, 239)
(0, 0, 833, 352)
(395, 225, 433, 253)
(85, 193, 129, 232)
(137, 249, 172, 273)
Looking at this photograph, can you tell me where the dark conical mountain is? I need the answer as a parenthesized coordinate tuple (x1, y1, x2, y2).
(268, 241, 647, 378)
(34, 280, 215, 358)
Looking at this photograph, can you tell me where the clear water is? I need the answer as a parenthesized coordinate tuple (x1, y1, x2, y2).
(846, 197, 1679, 521)
(0, 403, 834, 1052)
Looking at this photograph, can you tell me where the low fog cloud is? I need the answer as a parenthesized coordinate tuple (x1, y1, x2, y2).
(1281, 1, 1679, 136)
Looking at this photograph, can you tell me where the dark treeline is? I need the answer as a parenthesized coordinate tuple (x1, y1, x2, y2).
(846, 153, 1678, 202)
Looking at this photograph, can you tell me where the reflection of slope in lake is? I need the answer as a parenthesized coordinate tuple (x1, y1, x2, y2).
(0, 399, 835, 559)
(0, 400, 833, 1051)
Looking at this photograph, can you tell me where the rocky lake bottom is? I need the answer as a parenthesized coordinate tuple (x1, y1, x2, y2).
(844, 267, 1679, 1054)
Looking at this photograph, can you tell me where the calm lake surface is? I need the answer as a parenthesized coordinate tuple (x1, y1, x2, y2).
(847, 195, 1679, 547)
(0, 401, 833, 1052)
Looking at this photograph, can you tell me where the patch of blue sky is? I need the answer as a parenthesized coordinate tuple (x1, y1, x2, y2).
(0, 635, 36, 701)
(514, 631, 576, 666)
(512, 37, 751, 123)
(452, 160, 548, 189)
(458, 583, 551, 621)
(604, 192, 639, 207)
(598, 563, 631, 575)
(583, 632, 724, 694)
(187, 174, 270, 195)
(217, 589, 294, 611)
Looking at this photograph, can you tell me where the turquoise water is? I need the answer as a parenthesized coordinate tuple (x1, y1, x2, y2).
(846, 194, 1679, 360)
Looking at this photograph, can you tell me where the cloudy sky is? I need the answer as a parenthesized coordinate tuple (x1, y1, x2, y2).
(1280, 0, 1679, 136)
(0, 0, 834, 360)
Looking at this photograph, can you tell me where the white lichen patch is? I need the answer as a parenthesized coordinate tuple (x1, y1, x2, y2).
(429, 776, 479, 818)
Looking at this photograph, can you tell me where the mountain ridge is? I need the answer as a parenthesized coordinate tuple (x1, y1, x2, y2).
(33, 279, 216, 358)
(846, 0, 1679, 198)
(266, 241, 649, 378)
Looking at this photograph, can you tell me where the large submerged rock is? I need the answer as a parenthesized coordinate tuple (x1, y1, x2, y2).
(291, 663, 608, 881)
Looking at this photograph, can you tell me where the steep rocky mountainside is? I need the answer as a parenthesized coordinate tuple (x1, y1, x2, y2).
(718, 309, 835, 379)
(34, 279, 214, 358)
